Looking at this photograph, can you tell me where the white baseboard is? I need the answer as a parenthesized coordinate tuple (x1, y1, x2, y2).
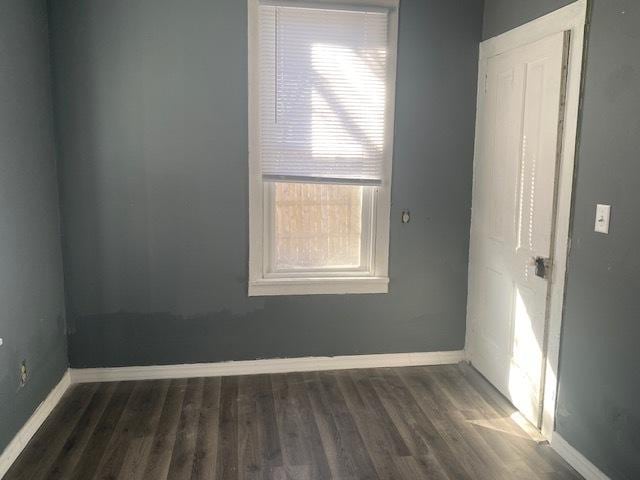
(551, 433, 610, 480)
(0, 370, 71, 479)
(70, 350, 465, 384)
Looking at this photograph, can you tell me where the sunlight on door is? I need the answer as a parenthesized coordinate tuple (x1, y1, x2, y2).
(509, 288, 543, 420)
(468, 31, 567, 427)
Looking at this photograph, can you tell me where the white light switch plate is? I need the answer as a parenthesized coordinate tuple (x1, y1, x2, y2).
(594, 204, 611, 234)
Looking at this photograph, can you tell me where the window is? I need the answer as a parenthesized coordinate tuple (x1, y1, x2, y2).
(248, 0, 399, 296)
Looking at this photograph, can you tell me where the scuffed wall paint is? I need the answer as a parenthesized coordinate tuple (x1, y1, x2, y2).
(49, 0, 484, 368)
(68, 307, 462, 368)
(0, 0, 68, 454)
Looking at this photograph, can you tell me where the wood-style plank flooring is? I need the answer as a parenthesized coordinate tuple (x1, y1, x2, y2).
(5, 364, 582, 479)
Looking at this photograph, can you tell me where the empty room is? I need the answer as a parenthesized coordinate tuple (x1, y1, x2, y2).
(0, 0, 637, 478)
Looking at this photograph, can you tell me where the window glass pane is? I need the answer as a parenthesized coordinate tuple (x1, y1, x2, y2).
(273, 182, 363, 269)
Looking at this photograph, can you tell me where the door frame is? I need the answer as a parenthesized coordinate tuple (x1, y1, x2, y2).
(466, 0, 588, 440)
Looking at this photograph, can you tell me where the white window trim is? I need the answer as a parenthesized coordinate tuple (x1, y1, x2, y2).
(247, 0, 399, 296)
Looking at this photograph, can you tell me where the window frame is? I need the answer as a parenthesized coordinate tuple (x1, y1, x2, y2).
(247, 0, 399, 296)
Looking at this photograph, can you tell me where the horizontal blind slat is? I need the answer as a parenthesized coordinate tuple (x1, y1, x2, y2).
(259, 4, 389, 184)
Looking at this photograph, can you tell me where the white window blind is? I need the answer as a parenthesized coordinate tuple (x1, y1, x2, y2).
(259, 3, 390, 185)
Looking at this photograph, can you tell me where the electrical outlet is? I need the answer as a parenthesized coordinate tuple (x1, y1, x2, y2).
(20, 360, 28, 387)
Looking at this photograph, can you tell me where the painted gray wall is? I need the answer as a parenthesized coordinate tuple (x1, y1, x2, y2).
(49, 0, 484, 368)
(0, 0, 68, 454)
(482, 0, 575, 40)
(483, 1, 640, 478)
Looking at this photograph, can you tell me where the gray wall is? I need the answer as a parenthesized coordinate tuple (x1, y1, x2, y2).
(482, 0, 575, 39)
(0, 0, 68, 454)
(49, 0, 483, 368)
(484, 1, 640, 479)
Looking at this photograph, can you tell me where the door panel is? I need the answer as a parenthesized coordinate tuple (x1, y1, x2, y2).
(468, 32, 567, 427)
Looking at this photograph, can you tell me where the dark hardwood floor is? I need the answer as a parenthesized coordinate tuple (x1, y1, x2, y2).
(4, 363, 582, 479)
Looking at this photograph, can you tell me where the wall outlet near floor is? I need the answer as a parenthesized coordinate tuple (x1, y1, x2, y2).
(20, 360, 28, 387)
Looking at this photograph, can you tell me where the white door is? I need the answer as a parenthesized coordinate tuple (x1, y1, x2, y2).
(467, 31, 567, 427)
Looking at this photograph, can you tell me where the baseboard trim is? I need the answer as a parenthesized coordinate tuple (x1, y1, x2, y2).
(551, 433, 610, 480)
(69, 350, 465, 383)
(0, 370, 71, 479)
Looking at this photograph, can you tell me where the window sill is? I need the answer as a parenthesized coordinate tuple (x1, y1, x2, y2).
(248, 276, 389, 297)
